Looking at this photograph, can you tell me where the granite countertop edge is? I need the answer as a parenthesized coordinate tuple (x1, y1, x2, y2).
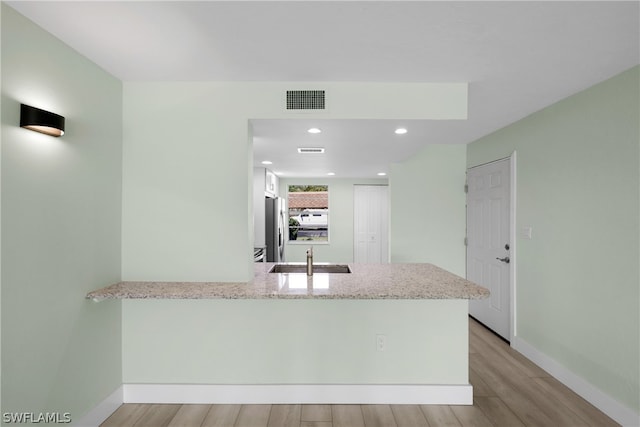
(86, 263, 490, 301)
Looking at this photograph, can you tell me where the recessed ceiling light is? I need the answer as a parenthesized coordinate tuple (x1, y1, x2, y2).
(261, 160, 273, 165)
(308, 128, 322, 134)
(327, 172, 335, 176)
(377, 172, 387, 176)
(395, 128, 408, 135)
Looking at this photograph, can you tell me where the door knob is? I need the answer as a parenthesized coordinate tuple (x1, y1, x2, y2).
(496, 256, 510, 264)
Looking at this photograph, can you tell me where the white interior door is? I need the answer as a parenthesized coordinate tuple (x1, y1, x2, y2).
(354, 185, 389, 263)
(467, 158, 511, 340)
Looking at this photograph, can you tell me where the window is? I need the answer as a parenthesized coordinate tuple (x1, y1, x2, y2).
(288, 185, 329, 243)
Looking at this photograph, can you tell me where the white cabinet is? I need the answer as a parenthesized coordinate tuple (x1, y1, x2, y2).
(254, 167, 279, 199)
(265, 170, 277, 198)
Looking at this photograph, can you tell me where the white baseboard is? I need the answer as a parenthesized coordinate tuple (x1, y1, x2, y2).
(72, 386, 124, 427)
(511, 336, 639, 427)
(123, 384, 473, 405)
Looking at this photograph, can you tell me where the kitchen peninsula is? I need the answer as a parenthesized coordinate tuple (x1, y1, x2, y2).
(88, 263, 488, 405)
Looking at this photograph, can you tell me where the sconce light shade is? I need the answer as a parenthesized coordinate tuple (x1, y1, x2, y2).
(20, 104, 65, 137)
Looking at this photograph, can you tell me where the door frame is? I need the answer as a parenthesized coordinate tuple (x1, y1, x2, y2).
(466, 151, 517, 343)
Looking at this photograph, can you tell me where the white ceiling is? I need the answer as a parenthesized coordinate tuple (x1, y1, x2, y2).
(8, 1, 639, 178)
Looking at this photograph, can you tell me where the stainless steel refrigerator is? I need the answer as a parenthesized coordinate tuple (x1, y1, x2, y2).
(265, 196, 286, 262)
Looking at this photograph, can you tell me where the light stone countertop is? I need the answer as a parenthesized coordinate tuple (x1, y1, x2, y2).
(86, 263, 489, 301)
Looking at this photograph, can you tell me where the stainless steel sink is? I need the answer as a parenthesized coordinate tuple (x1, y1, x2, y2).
(269, 264, 351, 274)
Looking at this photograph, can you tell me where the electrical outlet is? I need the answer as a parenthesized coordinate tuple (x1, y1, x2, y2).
(376, 334, 386, 352)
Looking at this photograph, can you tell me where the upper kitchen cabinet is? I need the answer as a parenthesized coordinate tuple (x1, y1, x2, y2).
(254, 167, 279, 198)
(253, 167, 279, 199)
(265, 169, 278, 198)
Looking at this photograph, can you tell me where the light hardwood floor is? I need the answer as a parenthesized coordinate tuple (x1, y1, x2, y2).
(101, 318, 619, 426)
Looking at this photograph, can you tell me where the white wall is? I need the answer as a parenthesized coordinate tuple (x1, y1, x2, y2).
(1, 4, 122, 419)
(281, 178, 387, 263)
(389, 144, 467, 276)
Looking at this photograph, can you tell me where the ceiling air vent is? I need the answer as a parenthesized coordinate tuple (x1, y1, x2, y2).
(297, 147, 325, 154)
(286, 90, 326, 111)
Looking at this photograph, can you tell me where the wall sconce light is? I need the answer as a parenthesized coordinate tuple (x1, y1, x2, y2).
(20, 104, 65, 137)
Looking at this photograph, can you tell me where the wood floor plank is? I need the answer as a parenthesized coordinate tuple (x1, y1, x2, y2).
(468, 318, 490, 340)
(420, 405, 462, 427)
(477, 348, 593, 427)
(300, 422, 333, 427)
(473, 397, 525, 427)
(390, 405, 430, 427)
(533, 377, 620, 427)
(469, 319, 548, 379)
(201, 404, 241, 427)
(235, 405, 271, 427)
(473, 348, 589, 427)
(504, 349, 550, 378)
(361, 405, 397, 427)
(470, 354, 555, 427)
(469, 367, 495, 397)
(267, 404, 301, 427)
(517, 377, 591, 426)
(101, 404, 150, 427)
(450, 405, 495, 427)
(469, 343, 527, 388)
(167, 404, 211, 427)
(132, 404, 181, 427)
(301, 405, 332, 422)
(470, 318, 613, 426)
(332, 405, 365, 427)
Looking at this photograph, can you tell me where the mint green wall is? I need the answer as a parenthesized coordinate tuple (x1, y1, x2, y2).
(122, 82, 466, 282)
(1, 4, 122, 421)
(389, 145, 467, 276)
(467, 66, 639, 412)
(123, 299, 468, 385)
(281, 178, 387, 263)
(120, 82, 467, 390)
(122, 83, 256, 282)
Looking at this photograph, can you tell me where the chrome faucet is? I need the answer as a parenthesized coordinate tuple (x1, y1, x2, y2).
(306, 246, 313, 276)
